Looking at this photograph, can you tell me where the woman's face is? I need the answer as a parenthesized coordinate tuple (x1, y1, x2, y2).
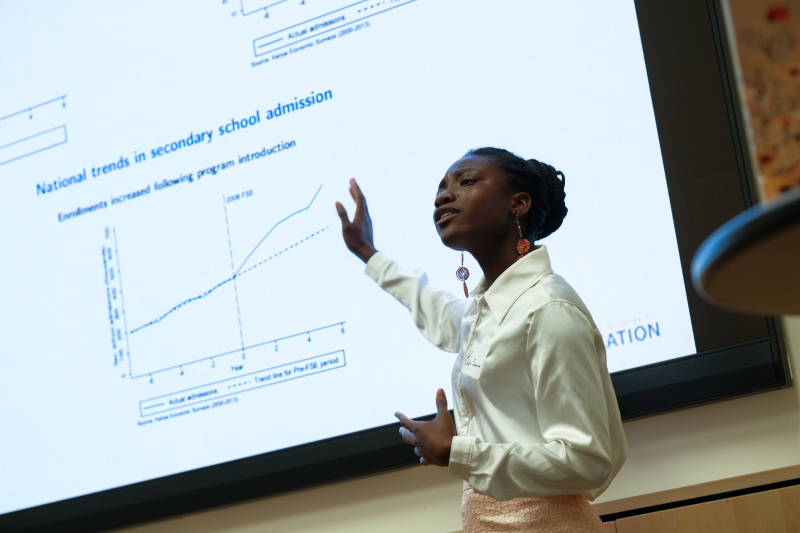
(434, 155, 521, 252)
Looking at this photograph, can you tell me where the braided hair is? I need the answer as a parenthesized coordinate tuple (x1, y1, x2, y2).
(465, 147, 567, 241)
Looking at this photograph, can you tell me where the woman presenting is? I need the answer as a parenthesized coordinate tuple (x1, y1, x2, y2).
(335, 147, 627, 532)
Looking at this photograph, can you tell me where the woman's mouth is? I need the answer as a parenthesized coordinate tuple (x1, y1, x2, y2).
(436, 210, 459, 225)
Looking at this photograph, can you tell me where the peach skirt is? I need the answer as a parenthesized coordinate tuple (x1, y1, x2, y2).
(461, 482, 606, 533)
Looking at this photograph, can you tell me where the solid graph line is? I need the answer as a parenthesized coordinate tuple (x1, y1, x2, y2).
(114, 228, 132, 377)
(234, 184, 322, 276)
(130, 184, 323, 334)
(131, 321, 345, 378)
(129, 278, 234, 334)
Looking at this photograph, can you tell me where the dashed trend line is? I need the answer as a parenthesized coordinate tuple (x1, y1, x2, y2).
(129, 278, 235, 334)
(130, 185, 324, 335)
(237, 226, 328, 275)
(129, 227, 329, 334)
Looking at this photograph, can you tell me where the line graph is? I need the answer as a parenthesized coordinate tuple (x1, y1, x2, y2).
(129, 184, 323, 334)
(105, 183, 345, 383)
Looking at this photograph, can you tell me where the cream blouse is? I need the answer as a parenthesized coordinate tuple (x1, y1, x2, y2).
(365, 246, 627, 501)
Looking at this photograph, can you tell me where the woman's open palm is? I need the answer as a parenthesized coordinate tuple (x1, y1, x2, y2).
(336, 178, 377, 263)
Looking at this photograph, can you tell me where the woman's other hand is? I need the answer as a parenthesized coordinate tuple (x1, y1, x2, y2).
(396, 389, 457, 466)
(336, 178, 377, 263)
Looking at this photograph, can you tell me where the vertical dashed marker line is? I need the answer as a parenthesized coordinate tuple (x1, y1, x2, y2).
(113, 228, 133, 378)
(224, 196, 246, 358)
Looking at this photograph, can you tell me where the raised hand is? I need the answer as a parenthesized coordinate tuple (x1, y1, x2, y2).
(335, 178, 378, 263)
(395, 389, 457, 466)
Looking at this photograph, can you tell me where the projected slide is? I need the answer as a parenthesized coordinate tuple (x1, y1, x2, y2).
(0, 0, 696, 514)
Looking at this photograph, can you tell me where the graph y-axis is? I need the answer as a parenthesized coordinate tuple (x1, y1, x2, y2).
(113, 228, 132, 377)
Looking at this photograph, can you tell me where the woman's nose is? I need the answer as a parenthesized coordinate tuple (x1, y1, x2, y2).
(435, 188, 454, 208)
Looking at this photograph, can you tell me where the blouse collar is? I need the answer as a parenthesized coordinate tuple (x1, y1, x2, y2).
(470, 245, 554, 324)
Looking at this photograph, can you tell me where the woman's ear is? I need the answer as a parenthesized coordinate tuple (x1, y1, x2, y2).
(511, 192, 532, 217)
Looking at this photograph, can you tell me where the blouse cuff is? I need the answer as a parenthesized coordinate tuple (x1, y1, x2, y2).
(448, 436, 474, 481)
(364, 251, 391, 281)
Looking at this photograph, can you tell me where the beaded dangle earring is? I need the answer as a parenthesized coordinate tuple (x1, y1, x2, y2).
(456, 252, 470, 297)
(516, 215, 531, 261)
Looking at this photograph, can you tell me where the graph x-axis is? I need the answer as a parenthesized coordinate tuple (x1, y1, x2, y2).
(131, 321, 346, 379)
(0, 94, 67, 123)
(240, 0, 289, 17)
